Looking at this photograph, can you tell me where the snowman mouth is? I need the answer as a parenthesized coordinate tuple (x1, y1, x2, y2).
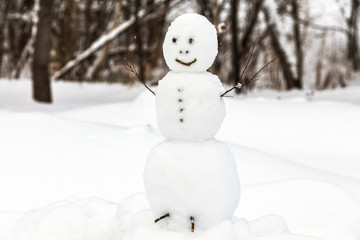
(175, 58, 197, 66)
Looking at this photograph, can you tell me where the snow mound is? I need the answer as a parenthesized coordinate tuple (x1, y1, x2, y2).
(239, 179, 360, 240)
(124, 210, 319, 240)
(0, 194, 319, 240)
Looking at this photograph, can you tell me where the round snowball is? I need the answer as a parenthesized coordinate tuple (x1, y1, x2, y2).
(156, 71, 225, 141)
(163, 13, 218, 72)
(144, 139, 240, 230)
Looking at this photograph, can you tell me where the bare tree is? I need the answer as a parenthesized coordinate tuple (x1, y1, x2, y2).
(134, 0, 145, 82)
(347, 0, 359, 71)
(262, 5, 300, 90)
(0, 0, 8, 75)
(32, 0, 54, 103)
(291, 0, 303, 88)
(230, 0, 240, 87)
(241, 0, 263, 50)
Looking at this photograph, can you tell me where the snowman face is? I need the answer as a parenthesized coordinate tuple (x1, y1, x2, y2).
(163, 13, 218, 73)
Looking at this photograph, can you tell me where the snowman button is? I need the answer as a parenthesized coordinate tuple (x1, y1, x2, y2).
(179, 108, 184, 112)
(178, 98, 183, 102)
(180, 118, 184, 123)
(178, 88, 183, 92)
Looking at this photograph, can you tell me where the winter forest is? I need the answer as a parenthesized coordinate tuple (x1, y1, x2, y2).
(1, 0, 360, 240)
(0, 0, 359, 100)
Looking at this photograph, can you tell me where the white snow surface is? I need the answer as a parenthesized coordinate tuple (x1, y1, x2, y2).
(1, 79, 360, 239)
(144, 139, 240, 230)
(163, 13, 218, 73)
(156, 71, 225, 141)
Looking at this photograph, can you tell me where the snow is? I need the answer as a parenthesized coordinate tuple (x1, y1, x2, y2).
(163, 13, 218, 73)
(1, 79, 360, 239)
(123, 210, 320, 240)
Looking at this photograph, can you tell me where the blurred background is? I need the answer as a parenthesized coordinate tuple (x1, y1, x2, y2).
(0, 0, 359, 103)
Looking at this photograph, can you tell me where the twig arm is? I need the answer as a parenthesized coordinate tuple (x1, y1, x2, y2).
(122, 55, 156, 96)
(221, 44, 255, 97)
(221, 50, 283, 97)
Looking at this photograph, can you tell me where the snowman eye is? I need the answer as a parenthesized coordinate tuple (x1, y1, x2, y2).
(188, 38, 194, 44)
(172, 37, 177, 43)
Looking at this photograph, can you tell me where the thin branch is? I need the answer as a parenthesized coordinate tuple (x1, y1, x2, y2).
(221, 43, 255, 97)
(121, 54, 155, 96)
(154, 213, 170, 223)
(221, 51, 283, 97)
(246, 54, 283, 85)
(239, 43, 255, 83)
(297, 16, 349, 35)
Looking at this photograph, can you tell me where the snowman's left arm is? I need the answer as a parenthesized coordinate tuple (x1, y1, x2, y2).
(220, 44, 255, 97)
(221, 51, 281, 97)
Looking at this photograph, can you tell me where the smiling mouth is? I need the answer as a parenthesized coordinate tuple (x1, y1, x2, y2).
(175, 58, 197, 66)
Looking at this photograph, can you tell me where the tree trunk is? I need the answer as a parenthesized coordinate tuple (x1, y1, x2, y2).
(134, 0, 145, 81)
(263, 5, 298, 90)
(32, 0, 54, 103)
(0, 0, 8, 76)
(241, 0, 263, 50)
(348, 0, 359, 71)
(197, 0, 214, 22)
(230, 0, 240, 86)
(291, 0, 303, 88)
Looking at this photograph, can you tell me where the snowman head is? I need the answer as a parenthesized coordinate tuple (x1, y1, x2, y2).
(163, 13, 218, 73)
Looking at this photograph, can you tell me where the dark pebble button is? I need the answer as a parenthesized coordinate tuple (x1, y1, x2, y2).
(178, 99, 182, 102)
(180, 119, 184, 123)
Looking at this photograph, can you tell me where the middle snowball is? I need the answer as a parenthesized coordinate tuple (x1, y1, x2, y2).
(156, 71, 226, 141)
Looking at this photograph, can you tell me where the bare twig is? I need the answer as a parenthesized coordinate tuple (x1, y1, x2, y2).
(190, 216, 195, 232)
(121, 53, 155, 96)
(154, 213, 170, 223)
(221, 47, 283, 97)
(221, 43, 255, 97)
(247, 54, 282, 85)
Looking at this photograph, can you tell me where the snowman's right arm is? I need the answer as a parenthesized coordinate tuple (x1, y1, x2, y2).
(122, 55, 156, 96)
(142, 82, 156, 96)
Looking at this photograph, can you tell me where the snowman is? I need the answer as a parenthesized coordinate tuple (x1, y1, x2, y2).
(143, 13, 240, 233)
(155, 13, 225, 141)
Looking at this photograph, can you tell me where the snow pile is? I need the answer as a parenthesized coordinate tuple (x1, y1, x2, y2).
(0, 194, 319, 240)
(123, 210, 319, 240)
(239, 179, 360, 240)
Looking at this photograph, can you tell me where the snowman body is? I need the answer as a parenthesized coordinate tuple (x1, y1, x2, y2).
(156, 71, 225, 141)
(143, 13, 240, 232)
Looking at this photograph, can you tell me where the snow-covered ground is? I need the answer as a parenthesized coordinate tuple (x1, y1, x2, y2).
(0, 79, 360, 240)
